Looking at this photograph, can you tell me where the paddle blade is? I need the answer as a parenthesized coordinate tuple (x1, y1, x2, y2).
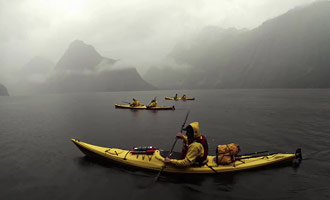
(293, 148, 302, 167)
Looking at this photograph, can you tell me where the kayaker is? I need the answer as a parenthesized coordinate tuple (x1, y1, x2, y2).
(174, 93, 178, 100)
(182, 94, 187, 100)
(164, 122, 208, 167)
(148, 98, 158, 108)
(130, 98, 141, 107)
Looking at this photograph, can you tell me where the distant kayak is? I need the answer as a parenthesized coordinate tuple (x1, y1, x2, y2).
(165, 96, 195, 101)
(115, 104, 175, 110)
(72, 139, 299, 174)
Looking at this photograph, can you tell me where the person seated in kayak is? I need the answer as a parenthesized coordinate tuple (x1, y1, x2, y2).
(174, 93, 178, 100)
(182, 94, 187, 100)
(148, 98, 158, 108)
(130, 98, 141, 107)
(164, 122, 208, 167)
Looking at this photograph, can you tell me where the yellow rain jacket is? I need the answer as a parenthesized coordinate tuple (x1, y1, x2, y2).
(148, 100, 158, 107)
(170, 122, 206, 167)
(130, 98, 141, 106)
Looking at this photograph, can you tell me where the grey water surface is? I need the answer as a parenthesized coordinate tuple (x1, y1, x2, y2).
(1, 89, 329, 200)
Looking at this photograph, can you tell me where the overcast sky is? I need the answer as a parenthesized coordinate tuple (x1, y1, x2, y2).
(0, 0, 319, 80)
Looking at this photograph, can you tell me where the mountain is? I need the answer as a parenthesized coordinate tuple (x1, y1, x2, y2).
(8, 56, 54, 95)
(0, 83, 9, 96)
(97, 68, 156, 91)
(154, 1, 330, 89)
(21, 56, 54, 74)
(222, 0, 330, 88)
(19, 56, 54, 84)
(55, 40, 116, 71)
(48, 40, 155, 93)
(48, 68, 155, 93)
(143, 66, 188, 89)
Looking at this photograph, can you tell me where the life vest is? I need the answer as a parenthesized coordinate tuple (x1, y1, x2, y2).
(181, 135, 208, 166)
(130, 100, 141, 106)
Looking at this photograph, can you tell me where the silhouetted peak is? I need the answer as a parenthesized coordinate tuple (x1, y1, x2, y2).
(56, 40, 103, 71)
(0, 83, 9, 96)
(68, 40, 98, 52)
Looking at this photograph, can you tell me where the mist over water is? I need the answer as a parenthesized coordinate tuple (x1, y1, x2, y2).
(1, 89, 329, 199)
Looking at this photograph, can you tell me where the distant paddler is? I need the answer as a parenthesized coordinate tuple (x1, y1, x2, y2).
(129, 98, 141, 107)
(147, 97, 158, 108)
(182, 94, 187, 100)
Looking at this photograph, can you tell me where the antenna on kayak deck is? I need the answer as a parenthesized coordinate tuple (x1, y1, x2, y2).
(155, 110, 190, 181)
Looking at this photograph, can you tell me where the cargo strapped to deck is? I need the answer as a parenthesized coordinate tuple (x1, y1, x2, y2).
(216, 143, 240, 165)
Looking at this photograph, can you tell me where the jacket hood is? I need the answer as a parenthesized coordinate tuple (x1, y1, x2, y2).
(187, 122, 200, 138)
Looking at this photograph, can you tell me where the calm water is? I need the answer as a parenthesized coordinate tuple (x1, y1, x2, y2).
(1, 89, 330, 200)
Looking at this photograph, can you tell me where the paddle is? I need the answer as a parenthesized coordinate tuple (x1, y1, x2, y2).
(155, 111, 190, 181)
(121, 101, 131, 104)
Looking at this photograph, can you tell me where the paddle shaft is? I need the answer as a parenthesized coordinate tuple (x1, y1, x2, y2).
(155, 111, 190, 181)
(168, 111, 190, 156)
(148, 96, 157, 105)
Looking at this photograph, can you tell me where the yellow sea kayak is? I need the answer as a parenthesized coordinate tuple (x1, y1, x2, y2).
(165, 96, 195, 101)
(115, 104, 175, 110)
(72, 139, 298, 174)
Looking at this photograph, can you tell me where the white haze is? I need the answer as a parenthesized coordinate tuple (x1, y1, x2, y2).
(0, 0, 319, 82)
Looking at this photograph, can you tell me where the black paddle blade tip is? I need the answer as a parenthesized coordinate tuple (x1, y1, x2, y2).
(293, 148, 302, 167)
